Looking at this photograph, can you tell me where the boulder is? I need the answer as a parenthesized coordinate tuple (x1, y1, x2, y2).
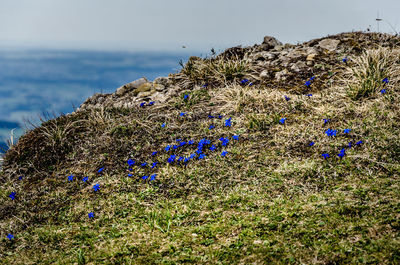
(261, 36, 283, 50)
(317, 39, 340, 52)
(116, 77, 148, 96)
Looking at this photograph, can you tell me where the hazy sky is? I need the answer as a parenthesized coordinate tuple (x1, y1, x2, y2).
(0, 0, 399, 52)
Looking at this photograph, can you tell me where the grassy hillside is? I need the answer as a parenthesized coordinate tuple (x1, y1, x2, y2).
(0, 32, 399, 264)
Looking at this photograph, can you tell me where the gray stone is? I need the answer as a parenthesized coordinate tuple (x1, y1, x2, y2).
(317, 39, 340, 52)
(290, 61, 307, 73)
(275, 69, 289, 81)
(154, 76, 169, 86)
(261, 36, 282, 50)
(116, 77, 148, 96)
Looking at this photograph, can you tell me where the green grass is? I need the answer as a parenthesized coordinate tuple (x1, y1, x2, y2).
(0, 32, 399, 264)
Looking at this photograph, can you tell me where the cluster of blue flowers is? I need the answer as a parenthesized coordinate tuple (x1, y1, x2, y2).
(240, 79, 254, 86)
(140, 101, 155, 107)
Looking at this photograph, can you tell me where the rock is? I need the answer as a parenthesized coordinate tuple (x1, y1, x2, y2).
(306, 54, 317, 61)
(154, 77, 169, 86)
(137, 90, 154, 98)
(290, 61, 307, 73)
(260, 70, 270, 80)
(275, 69, 289, 81)
(261, 36, 283, 50)
(154, 84, 166, 92)
(286, 49, 306, 60)
(317, 39, 340, 52)
(133, 82, 152, 95)
(116, 77, 148, 96)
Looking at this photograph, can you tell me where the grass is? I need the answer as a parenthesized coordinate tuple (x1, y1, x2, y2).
(341, 47, 400, 100)
(0, 32, 399, 264)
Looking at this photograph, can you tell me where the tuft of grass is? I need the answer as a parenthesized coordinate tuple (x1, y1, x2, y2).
(176, 55, 255, 88)
(342, 47, 400, 100)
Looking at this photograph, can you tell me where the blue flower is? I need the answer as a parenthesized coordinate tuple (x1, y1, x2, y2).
(98, 167, 104, 173)
(310, 76, 315, 81)
(343, 129, 351, 134)
(161, 123, 166, 128)
(167, 155, 176, 163)
(18, 176, 23, 180)
(128, 173, 133, 177)
(172, 145, 178, 150)
(127, 159, 135, 166)
(68, 175, 74, 182)
(342, 57, 348, 63)
(151, 162, 158, 169)
(188, 140, 195, 145)
(150, 174, 156, 181)
(178, 156, 184, 162)
(140, 102, 146, 107)
(325, 129, 337, 137)
(309, 141, 315, 147)
(88, 212, 94, 218)
(305, 81, 311, 87)
(221, 151, 228, 157)
(7, 234, 14, 240)
(322, 153, 330, 159)
(208, 114, 214, 119)
(249, 82, 254, 86)
(279, 118, 286, 124)
(199, 153, 206, 159)
(356, 140, 363, 146)
(179, 141, 186, 147)
(241, 79, 249, 84)
(179, 112, 186, 117)
(142, 175, 149, 180)
(233, 135, 239, 140)
(148, 101, 155, 106)
(209, 124, 215, 130)
(176, 139, 182, 142)
(323, 118, 331, 124)
(380, 89, 386, 94)
(307, 93, 313, 97)
(202, 84, 208, 88)
(184, 94, 189, 100)
(209, 145, 216, 151)
(284, 95, 290, 101)
(218, 115, 223, 119)
(152, 151, 157, 156)
(165, 145, 171, 152)
(348, 142, 353, 148)
(184, 157, 190, 163)
(9, 192, 16, 200)
(382, 78, 389, 84)
(338, 148, 346, 158)
(93, 184, 100, 192)
(82, 176, 89, 182)
(141, 162, 147, 167)
(225, 117, 232, 127)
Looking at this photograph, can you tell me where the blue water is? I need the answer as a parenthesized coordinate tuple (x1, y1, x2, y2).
(0, 49, 196, 151)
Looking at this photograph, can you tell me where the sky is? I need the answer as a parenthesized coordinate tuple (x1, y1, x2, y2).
(0, 0, 399, 53)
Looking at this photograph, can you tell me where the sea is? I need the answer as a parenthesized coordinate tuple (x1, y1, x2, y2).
(0, 48, 198, 153)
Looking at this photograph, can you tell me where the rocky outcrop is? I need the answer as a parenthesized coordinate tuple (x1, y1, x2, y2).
(75, 32, 400, 112)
